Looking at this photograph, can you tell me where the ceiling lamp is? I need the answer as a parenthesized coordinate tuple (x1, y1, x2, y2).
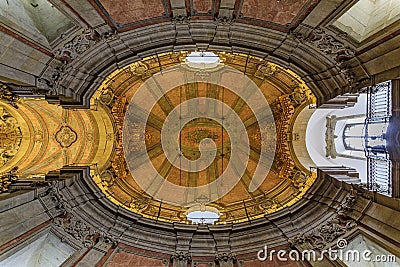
(185, 51, 220, 69)
(186, 205, 220, 224)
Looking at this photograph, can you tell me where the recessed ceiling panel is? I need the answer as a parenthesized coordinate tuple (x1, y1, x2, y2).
(240, 0, 309, 25)
(98, 0, 165, 25)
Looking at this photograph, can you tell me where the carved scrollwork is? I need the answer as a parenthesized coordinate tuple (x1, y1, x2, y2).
(0, 107, 22, 167)
(0, 166, 18, 193)
(130, 197, 150, 211)
(291, 169, 308, 190)
(292, 27, 355, 64)
(172, 14, 191, 24)
(53, 214, 97, 247)
(170, 251, 192, 267)
(100, 168, 116, 188)
(0, 82, 20, 108)
(56, 28, 99, 61)
(99, 87, 115, 106)
(289, 191, 358, 249)
(258, 197, 281, 211)
(131, 62, 152, 78)
(215, 252, 237, 267)
(37, 61, 67, 95)
(309, 27, 355, 63)
(47, 184, 68, 214)
(215, 15, 234, 25)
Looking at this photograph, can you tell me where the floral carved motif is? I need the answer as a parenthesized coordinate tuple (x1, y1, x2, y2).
(170, 251, 192, 267)
(215, 252, 237, 267)
(56, 28, 99, 61)
(289, 191, 358, 249)
(53, 215, 97, 247)
(55, 126, 77, 148)
(292, 27, 355, 63)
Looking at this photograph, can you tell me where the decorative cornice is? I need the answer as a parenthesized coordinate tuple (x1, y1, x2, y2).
(290, 27, 372, 90)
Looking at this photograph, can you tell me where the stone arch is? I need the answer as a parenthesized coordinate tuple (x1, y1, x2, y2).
(41, 22, 361, 108)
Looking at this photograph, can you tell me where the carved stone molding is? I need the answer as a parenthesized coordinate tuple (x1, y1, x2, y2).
(215, 14, 235, 25)
(289, 191, 358, 249)
(172, 14, 191, 24)
(56, 28, 99, 61)
(53, 214, 97, 248)
(214, 252, 237, 267)
(291, 27, 355, 64)
(0, 82, 20, 108)
(0, 166, 18, 193)
(37, 61, 67, 95)
(47, 183, 118, 249)
(43, 184, 68, 214)
(170, 251, 192, 267)
(0, 107, 22, 168)
(290, 27, 368, 89)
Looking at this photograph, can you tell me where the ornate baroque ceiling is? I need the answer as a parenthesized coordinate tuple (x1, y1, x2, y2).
(90, 52, 317, 224)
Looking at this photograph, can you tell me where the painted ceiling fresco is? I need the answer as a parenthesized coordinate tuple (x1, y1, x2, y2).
(89, 52, 317, 224)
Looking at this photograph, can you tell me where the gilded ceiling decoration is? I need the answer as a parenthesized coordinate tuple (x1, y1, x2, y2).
(0, 107, 22, 168)
(0, 100, 115, 179)
(91, 52, 317, 224)
(55, 126, 78, 148)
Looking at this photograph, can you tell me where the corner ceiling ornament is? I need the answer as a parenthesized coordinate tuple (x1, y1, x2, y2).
(37, 29, 119, 97)
(0, 107, 22, 167)
(289, 191, 358, 249)
(0, 82, 20, 108)
(56, 28, 100, 61)
(55, 126, 77, 148)
(0, 166, 18, 193)
(291, 27, 355, 63)
(44, 183, 117, 248)
(53, 214, 97, 247)
(290, 27, 364, 88)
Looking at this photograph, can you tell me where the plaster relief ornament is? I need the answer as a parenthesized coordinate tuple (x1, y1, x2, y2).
(55, 126, 77, 148)
(56, 28, 99, 61)
(0, 107, 22, 167)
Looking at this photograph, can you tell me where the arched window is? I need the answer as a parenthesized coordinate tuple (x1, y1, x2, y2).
(342, 122, 365, 152)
